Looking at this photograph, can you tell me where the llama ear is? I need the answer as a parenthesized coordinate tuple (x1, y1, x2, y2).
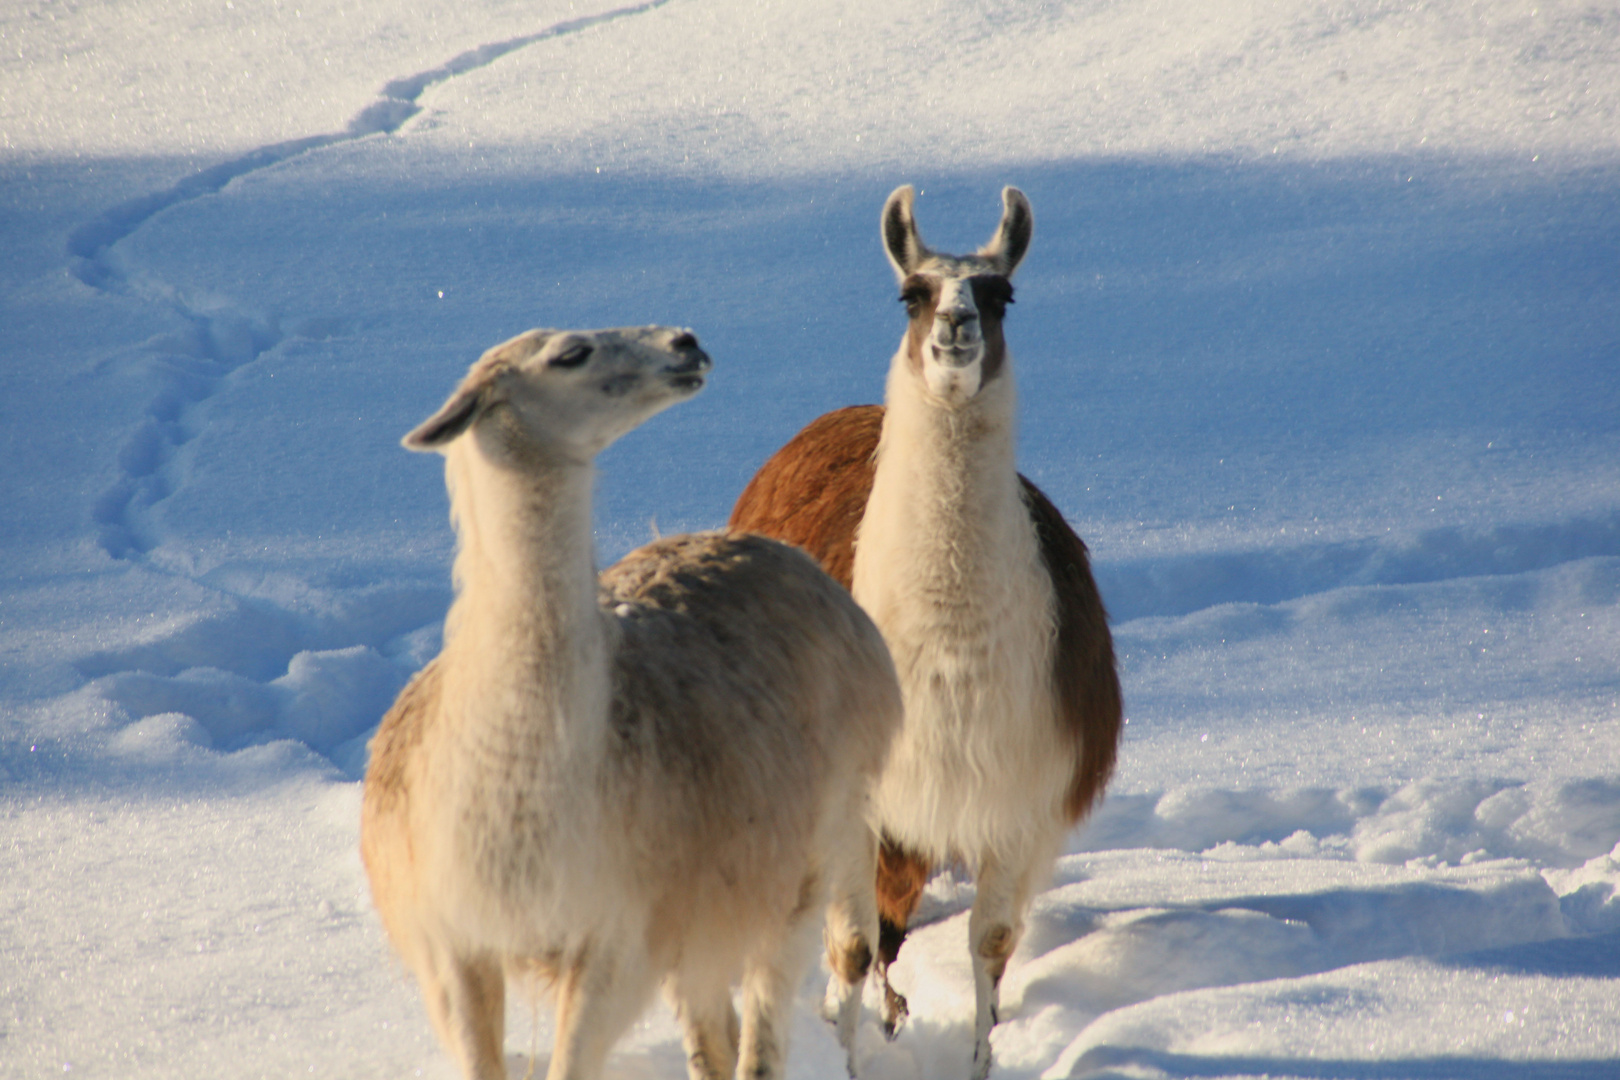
(403, 331, 553, 450)
(881, 185, 927, 278)
(404, 380, 486, 451)
(981, 186, 1033, 277)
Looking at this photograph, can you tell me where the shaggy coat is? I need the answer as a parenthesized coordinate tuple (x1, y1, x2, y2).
(731, 404, 1119, 828)
(362, 326, 900, 1080)
(730, 187, 1122, 1080)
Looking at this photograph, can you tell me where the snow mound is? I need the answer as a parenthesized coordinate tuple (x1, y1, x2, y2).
(1077, 776, 1620, 872)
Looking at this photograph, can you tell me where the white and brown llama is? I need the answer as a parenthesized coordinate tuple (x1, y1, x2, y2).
(361, 325, 902, 1080)
(730, 187, 1122, 1079)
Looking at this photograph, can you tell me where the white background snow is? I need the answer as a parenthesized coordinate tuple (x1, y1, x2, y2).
(3, 1, 1618, 1077)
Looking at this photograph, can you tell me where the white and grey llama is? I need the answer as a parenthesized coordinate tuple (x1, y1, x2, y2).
(362, 325, 901, 1080)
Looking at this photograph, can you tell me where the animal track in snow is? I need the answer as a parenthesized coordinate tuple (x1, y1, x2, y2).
(68, 1, 675, 763)
(76, 0, 675, 564)
(66, 0, 675, 297)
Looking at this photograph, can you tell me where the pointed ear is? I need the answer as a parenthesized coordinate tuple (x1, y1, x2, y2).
(403, 331, 552, 451)
(881, 185, 928, 278)
(403, 379, 486, 451)
(980, 186, 1033, 277)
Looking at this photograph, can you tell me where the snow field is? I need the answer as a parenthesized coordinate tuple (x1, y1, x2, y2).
(2, 0, 1619, 1076)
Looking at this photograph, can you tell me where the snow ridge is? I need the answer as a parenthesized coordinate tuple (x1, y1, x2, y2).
(1100, 512, 1620, 623)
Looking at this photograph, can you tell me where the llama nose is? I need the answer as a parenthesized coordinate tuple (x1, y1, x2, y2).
(664, 329, 710, 371)
(668, 343, 711, 375)
(934, 313, 981, 349)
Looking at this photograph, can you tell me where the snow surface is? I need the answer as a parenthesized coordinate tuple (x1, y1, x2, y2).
(2, 0, 1618, 1077)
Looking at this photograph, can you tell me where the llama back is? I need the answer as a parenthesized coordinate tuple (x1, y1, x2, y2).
(597, 532, 898, 948)
(601, 530, 897, 786)
(728, 405, 882, 590)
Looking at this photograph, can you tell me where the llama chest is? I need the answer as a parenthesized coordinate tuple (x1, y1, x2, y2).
(855, 504, 1072, 858)
(417, 688, 612, 951)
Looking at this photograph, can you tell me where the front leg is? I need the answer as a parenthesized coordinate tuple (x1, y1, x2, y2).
(413, 945, 506, 1080)
(669, 983, 739, 1080)
(821, 829, 879, 1076)
(966, 853, 1025, 1080)
(741, 897, 821, 1080)
(873, 836, 931, 1039)
(548, 946, 657, 1080)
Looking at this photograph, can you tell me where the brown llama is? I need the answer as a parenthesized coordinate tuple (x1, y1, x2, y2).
(730, 187, 1122, 1079)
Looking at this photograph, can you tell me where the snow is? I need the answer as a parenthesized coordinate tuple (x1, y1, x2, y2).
(2, 0, 1617, 1076)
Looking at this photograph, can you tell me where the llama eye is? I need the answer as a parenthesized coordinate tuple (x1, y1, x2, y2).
(972, 277, 1014, 319)
(549, 343, 593, 369)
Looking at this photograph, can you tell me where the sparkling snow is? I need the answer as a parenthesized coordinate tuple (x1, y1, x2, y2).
(2, 1, 1617, 1077)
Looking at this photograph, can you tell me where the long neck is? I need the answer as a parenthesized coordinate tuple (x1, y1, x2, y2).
(440, 439, 610, 747)
(852, 340, 1035, 632)
(873, 342, 1023, 535)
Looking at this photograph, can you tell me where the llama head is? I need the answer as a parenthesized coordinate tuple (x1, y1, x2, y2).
(881, 185, 1032, 408)
(404, 326, 711, 461)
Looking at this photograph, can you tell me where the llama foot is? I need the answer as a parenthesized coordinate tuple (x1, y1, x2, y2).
(880, 980, 908, 1040)
(971, 1040, 993, 1080)
(970, 1003, 1001, 1080)
(818, 977, 839, 1026)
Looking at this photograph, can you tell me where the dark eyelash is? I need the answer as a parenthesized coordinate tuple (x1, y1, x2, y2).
(549, 344, 593, 368)
(899, 287, 932, 313)
(971, 277, 1014, 315)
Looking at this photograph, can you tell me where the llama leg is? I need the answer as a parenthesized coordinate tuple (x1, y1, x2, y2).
(874, 836, 930, 1038)
(414, 946, 507, 1080)
(671, 983, 740, 1080)
(547, 947, 657, 1080)
(966, 851, 1026, 1080)
(822, 827, 878, 1076)
(740, 896, 820, 1080)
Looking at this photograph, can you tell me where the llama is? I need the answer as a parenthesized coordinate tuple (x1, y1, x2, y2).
(729, 187, 1122, 1079)
(361, 325, 901, 1080)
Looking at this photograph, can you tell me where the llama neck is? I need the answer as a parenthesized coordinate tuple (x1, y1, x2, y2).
(854, 342, 1039, 635)
(441, 441, 611, 742)
(868, 343, 1024, 544)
